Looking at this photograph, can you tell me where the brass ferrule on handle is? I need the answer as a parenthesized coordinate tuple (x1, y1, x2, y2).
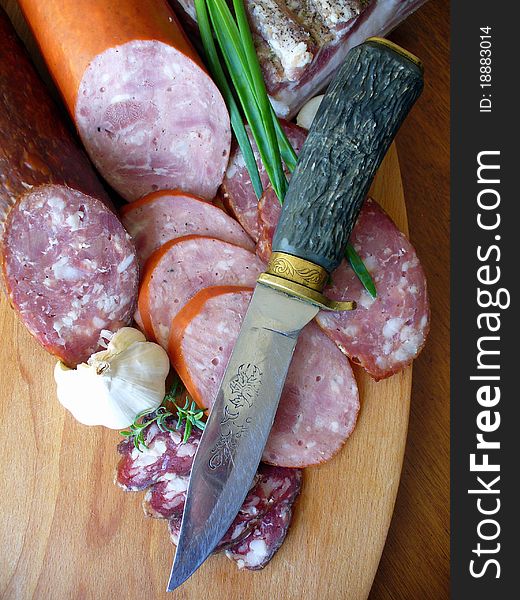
(366, 37, 423, 70)
(258, 252, 356, 312)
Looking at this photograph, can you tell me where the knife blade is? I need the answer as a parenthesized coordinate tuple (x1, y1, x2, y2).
(167, 37, 423, 591)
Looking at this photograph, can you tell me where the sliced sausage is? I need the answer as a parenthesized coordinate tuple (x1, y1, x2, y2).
(115, 417, 302, 571)
(316, 198, 430, 379)
(143, 473, 189, 520)
(120, 190, 255, 267)
(256, 190, 430, 379)
(116, 422, 201, 492)
(0, 8, 111, 236)
(220, 121, 306, 241)
(138, 236, 263, 348)
(224, 502, 294, 570)
(168, 287, 359, 467)
(1, 185, 138, 367)
(166, 464, 302, 569)
(18, 0, 231, 201)
(257, 184, 282, 263)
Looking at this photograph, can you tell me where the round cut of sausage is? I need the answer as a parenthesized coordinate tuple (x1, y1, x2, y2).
(220, 121, 306, 241)
(120, 190, 255, 266)
(75, 40, 231, 202)
(1, 185, 138, 366)
(116, 422, 201, 492)
(138, 236, 264, 348)
(316, 198, 430, 379)
(169, 287, 359, 467)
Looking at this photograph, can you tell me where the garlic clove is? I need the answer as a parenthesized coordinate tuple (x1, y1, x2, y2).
(296, 95, 324, 130)
(89, 327, 146, 365)
(54, 327, 170, 429)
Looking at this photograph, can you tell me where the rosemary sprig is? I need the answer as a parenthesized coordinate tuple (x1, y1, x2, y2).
(195, 0, 376, 298)
(120, 380, 206, 451)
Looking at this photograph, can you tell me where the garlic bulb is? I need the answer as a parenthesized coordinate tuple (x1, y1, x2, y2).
(296, 95, 324, 130)
(54, 327, 170, 429)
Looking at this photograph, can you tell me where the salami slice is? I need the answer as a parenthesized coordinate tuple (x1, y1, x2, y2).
(116, 422, 201, 492)
(1, 185, 138, 366)
(120, 190, 255, 266)
(224, 503, 294, 570)
(143, 473, 189, 519)
(316, 198, 430, 379)
(169, 287, 359, 467)
(0, 9, 111, 236)
(138, 236, 264, 348)
(115, 417, 302, 571)
(220, 121, 306, 241)
(167, 464, 302, 568)
(18, 0, 231, 202)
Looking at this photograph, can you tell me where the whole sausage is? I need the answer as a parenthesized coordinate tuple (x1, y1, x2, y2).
(18, 0, 231, 201)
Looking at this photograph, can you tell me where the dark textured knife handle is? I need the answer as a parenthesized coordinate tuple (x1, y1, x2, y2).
(272, 39, 424, 273)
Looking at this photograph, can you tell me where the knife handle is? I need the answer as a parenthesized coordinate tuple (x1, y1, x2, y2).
(271, 38, 424, 274)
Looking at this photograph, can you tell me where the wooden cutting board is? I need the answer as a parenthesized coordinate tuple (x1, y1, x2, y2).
(0, 142, 411, 600)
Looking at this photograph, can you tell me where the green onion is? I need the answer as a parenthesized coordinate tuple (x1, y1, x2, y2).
(346, 244, 377, 299)
(194, 0, 262, 199)
(204, 0, 288, 201)
(195, 0, 376, 298)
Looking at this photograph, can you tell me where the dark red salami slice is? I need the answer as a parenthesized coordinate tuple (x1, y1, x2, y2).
(120, 190, 255, 266)
(224, 502, 294, 570)
(0, 9, 111, 236)
(169, 287, 359, 467)
(316, 198, 430, 380)
(143, 473, 189, 519)
(116, 422, 201, 492)
(1, 185, 138, 366)
(139, 236, 264, 348)
(220, 121, 307, 241)
(167, 465, 302, 568)
(115, 416, 302, 571)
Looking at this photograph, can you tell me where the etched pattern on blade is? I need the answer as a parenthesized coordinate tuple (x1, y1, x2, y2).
(209, 364, 263, 471)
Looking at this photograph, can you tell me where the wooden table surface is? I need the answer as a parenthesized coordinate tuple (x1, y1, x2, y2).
(371, 1, 450, 598)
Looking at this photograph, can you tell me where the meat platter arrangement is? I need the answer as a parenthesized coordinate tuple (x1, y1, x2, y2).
(0, 0, 430, 595)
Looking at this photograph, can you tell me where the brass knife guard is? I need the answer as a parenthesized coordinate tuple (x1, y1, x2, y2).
(258, 252, 356, 312)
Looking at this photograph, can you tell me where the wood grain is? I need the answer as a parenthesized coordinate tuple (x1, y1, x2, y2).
(0, 0, 450, 598)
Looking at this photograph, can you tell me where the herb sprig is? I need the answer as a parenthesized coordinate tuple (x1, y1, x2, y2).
(120, 379, 206, 451)
(195, 0, 377, 298)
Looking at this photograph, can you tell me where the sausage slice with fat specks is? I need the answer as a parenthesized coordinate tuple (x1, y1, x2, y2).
(18, 0, 231, 202)
(120, 190, 255, 267)
(220, 121, 306, 241)
(115, 418, 302, 571)
(168, 287, 359, 467)
(316, 198, 430, 380)
(257, 191, 430, 380)
(138, 236, 263, 348)
(1, 185, 138, 367)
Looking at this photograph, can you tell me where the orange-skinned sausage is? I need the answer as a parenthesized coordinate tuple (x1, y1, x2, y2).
(18, 0, 231, 202)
